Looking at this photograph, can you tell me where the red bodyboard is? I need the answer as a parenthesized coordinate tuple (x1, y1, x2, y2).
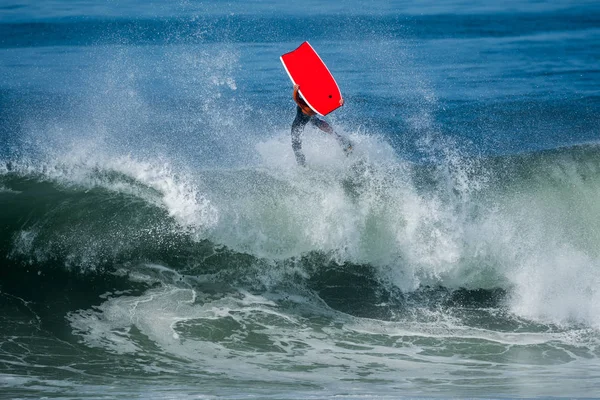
(280, 42, 343, 116)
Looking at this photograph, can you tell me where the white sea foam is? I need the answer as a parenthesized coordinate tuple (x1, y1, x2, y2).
(219, 131, 600, 329)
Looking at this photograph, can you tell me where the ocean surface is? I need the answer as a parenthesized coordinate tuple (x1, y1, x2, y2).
(1, 0, 600, 398)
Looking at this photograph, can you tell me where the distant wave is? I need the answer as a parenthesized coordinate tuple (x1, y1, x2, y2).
(2, 11, 599, 47)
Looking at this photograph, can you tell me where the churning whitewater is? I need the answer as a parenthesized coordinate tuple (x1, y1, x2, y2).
(3, 138, 600, 396)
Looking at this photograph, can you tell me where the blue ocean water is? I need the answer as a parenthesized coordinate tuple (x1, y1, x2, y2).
(1, 0, 600, 398)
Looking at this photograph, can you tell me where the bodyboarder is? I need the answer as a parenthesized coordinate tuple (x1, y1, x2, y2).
(290, 84, 352, 166)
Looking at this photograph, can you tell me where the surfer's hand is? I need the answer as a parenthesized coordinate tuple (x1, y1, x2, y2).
(294, 84, 300, 90)
(339, 98, 344, 106)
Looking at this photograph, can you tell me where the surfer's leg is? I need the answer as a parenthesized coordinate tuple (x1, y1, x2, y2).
(291, 107, 309, 166)
(312, 118, 353, 155)
(311, 118, 333, 134)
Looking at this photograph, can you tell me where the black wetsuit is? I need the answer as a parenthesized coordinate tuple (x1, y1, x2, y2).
(291, 106, 351, 167)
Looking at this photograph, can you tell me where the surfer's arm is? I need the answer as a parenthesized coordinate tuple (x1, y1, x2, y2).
(292, 84, 306, 109)
(293, 85, 315, 116)
(293, 84, 301, 103)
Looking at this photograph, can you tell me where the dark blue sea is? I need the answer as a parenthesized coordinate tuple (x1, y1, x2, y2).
(1, 0, 600, 398)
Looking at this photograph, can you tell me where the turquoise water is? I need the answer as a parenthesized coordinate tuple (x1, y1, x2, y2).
(1, 0, 600, 398)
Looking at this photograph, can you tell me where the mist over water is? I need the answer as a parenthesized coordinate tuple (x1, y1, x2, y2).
(1, 0, 600, 398)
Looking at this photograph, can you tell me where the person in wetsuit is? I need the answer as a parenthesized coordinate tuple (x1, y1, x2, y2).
(291, 84, 352, 166)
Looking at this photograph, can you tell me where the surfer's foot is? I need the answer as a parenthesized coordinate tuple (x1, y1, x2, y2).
(335, 134, 353, 156)
(295, 153, 307, 167)
(341, 138, 353, 156)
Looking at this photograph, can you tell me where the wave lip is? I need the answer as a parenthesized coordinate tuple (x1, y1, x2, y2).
(1, 155, 219, 272)
(3, 155, 219, 232)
